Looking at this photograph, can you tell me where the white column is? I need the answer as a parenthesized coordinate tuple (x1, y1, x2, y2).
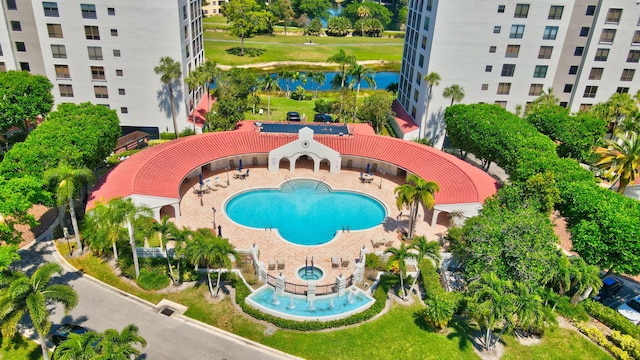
(275, 273, 286, 296)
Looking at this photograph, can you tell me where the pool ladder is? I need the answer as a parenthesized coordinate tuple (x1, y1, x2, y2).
(305, 256, 314, 278)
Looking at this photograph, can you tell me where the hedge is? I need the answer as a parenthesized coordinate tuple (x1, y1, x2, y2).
(232, 274, 389, 331)
(575, 323, 631, 360)
(583, 300, 640, 340)
(611, 331, 640, 359)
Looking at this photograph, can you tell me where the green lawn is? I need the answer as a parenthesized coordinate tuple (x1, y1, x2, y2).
(244, 95, 335, 122)
(204, 32, 403, 68)
(1, 335, 44, 360)
(501, 327, 612, 360)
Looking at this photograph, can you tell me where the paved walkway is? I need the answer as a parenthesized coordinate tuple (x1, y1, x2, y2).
(16, 241, 299, 360)
(179, 162, 447, 286)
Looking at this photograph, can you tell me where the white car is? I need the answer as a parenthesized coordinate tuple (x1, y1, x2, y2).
(617, 295, 640, 325)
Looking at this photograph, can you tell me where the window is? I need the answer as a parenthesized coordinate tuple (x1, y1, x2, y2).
(559, 102, 568, 107)
(594, 48, 609, 61)
(549, 5, 563, 20)
(50, 44, 66, 59)
(421, 36, 427, 49)
(54, 65, 70, 79)
(115, 69, 123, 76)
(423, 17, 430, 31)
(510, 25, 525, 39)
(535, 46, 552, 60)
(616, 87, 629, 94)
(529, 84, 543, 96)
(580, 27, 590, 37)
(505, 45, 520, 58)
(586, 5, 596, 16)
(481, 84, 489, 91)
(543, 26, 558, 40)
(121, 107, 128, 114)
(0, 44, 3, 56)
(59, 84, 73, 97)
(91, 66, 105, 80)
(118, 88, 125, 95)
(498, 5, 505, 13)
(489, 46, 497, 53)
(10, 21, 21, 31)
(418, 54, 424, 67)
(426, 0, 432, 11)
(563, 84, 573, 93)
(113, 49, 121, 57)
(485, 65, 493, 72)
(497, 82, 511, 95)
(632, 31, 640, 45)
(0, 62, 5, 72)
(606, 8, 622, 24)
(620, 69, 635, 81)
(411, 106, 416, 119)
(494, 26, 501, 34)
(94, 85, 108, 99)
(495, 101, 507, 108)
(81, 4, 97, 19)
(416, 72, 422, 85)
(111, 29, 118, 37)
(47, 24, 63, 38)
(43, 2, 59, 17)
(533, 65, 548, 78)
(15, 42, 25, 52)
(589, 67, 603, 80)
(569, 66, 579, 75)
(514, 4, 529, 18)
(87, 46, 103, 60)
(107, 7, 115, 15)
(583, 86, 598, 98)
(413, 89, 419, 102)
(628, 50, 640, 63)
(501, 64, 516, 77)
(84, 26, 100, 40)
(579, 104, 592, 112)
(599, 29, 616, 43)
(20, 62, 30, 71)
(6, 0, 16, 10)
(574, 47, 584, 56)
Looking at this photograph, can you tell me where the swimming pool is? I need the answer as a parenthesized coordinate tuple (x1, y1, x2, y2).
(225, 179, 386, 245)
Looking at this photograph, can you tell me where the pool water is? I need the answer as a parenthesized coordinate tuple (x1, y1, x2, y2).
(225, 179, 386, 245)
(247, 286, 374, 320)
(298, 267, 323, 280)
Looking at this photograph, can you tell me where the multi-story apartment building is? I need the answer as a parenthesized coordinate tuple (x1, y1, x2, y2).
(398, 1, 640, 148)
(0, 0, 205, 138)
(202, 0, 228, 17)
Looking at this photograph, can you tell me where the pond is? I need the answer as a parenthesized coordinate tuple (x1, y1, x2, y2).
(275, 71, 399, 92)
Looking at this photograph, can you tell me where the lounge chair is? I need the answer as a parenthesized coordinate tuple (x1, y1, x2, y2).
(384, 240, 394, 247)
(331, 256, 340, 269)
(241, 169, 250, 179)
(341, 257, 350, 268)
(213, 176, 227, 188)
(277, 259, 285, 270)
(268, 259, 276, 270)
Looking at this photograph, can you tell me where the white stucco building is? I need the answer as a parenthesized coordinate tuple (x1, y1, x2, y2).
(398, 0, 640, 148)
(0, 0, 205, 138)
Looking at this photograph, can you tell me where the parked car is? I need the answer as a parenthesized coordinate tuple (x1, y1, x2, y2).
(594, 276, 624, 302)
(313, 113, 334, 122)
(286, 112, 301, 122)
(617, 295, 640, 325)
(51, 323, 90, 346)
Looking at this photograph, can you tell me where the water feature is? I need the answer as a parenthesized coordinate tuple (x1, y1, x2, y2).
(275, 71, 399, 92)
(298, 266, 324, 281)
(225, 179, 386, 245)
(247, 286, 375, 321)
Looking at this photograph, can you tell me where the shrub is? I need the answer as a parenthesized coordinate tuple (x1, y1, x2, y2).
(365, 253, 384, 271)
(575, 323, 631, 360)
(136, 269, 170, 290)
(611, 331, 640, 359)
(179, 127, 197, 137)
(553, 297, 590, 322)
(314, 99, 332, 114)
(326, 16, 351, 37)
(305, 18, 323, 36)
(583, 300, 640, 339)
(160, 132, 177, 140)
(290, 86, 308, 101)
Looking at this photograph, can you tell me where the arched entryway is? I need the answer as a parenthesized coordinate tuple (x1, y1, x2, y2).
(319, 159, 330, 172)
(279, 158, 290, 170)
(295, 155, 314, 171)
(160, 205, 176, 220)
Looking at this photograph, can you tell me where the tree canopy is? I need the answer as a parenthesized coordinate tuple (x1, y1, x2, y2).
(343, 2, 392, 26)
(222, 0, 268, 55)
(358, 91, 394, 134)
(0, 71, 54, 133)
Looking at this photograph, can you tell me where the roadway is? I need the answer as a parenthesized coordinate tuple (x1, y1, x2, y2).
(17, 240, 298, 360)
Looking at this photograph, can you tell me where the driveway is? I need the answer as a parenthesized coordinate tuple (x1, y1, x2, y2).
(16, 241, 297, 360)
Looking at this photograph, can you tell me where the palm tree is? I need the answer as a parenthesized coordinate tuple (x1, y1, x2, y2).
(569, 257, 602, 305)
(408, 236, 441, 294)
(594, 130, 640, 194)
(277, 70, 296, 97)
(357, 6, 371, 36)
(468, 272, 516, 350)
(417, 293, 455, 330)
(348, 63, 376, 121)
(385, 243, 417, 300)
(0, 263, 78, 360)
(98, 324, 147, 359)
(82, 203, 124, 259)
(260, 74, 281, 120)
(171, 226, 193, 284)
(547, 253, 571, 310)
(184, 228, 218, 296)
(442, 84, 465, 106)
(53, 331, 101, 360)
(184, 67, 206, 131)
(421, 72, 441, 140)
(327, 49, 355, 89)
(44, 162, 94, 255)
(307, 71, 326, 99)
(201, 60, 220, 112)
(209, 236, 238, 296)
(112, 198, 152, 279)
(530, 87, 559, 113)
(394, 174, 440, 238)
(513, 281, 545, 335)
(154, 56, 183, 138)
(153, 215, 177, 283)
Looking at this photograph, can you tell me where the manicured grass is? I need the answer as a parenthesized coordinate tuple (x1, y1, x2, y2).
(1, 336, 43, 360)
(501, 327, 612, 360)
(244, 95, 332, 122)
(204, 32, 403, 67)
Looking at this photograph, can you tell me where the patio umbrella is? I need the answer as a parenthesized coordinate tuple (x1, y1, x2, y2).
(198, 173, 204, 186)
(366, 163, 371, 174)
(238, 159, 243, 171)
(217, 225, 222, 237)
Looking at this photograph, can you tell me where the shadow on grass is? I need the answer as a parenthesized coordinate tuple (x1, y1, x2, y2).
(225, 47, 266, 57)
(1, 334, 42, 360)
(447, 317, 473, 352)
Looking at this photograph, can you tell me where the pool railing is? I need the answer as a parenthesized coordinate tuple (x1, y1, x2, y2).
(265, 272, 353, 296)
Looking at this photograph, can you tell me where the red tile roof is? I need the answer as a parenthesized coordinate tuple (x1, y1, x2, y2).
(88, 128, 498, 209)
(188, 94, 215, 128)
(392, 100, 419, 134)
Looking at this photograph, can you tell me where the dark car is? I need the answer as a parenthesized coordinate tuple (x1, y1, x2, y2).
(51, 323, 90, 346)
(313, 113, 334, 122)
(286, 112, 301, 122)
(594, 276, 624, 302)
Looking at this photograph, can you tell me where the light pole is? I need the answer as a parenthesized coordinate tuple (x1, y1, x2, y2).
(225, 166, 230, 185)
(212, 207, 216, 230)
(63, 227, 72, 255)
(378, 171, 385, 189)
